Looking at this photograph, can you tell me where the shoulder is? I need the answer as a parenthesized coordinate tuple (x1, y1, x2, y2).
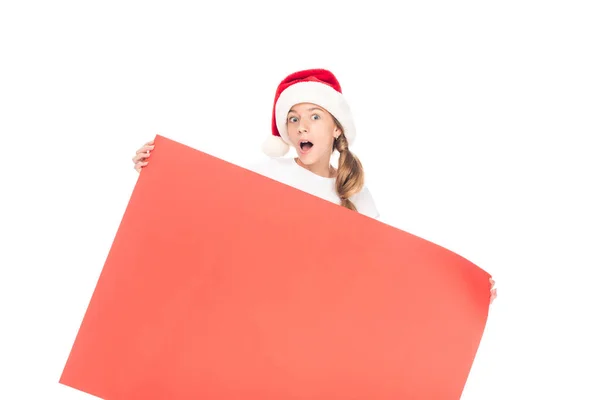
(351, 185, 380, 220)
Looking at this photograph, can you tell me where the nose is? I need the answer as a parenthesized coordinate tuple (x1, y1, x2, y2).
(297, 124, 308, 134)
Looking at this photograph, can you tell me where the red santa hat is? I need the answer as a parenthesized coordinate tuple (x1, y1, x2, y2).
(262, 68, 356, 157)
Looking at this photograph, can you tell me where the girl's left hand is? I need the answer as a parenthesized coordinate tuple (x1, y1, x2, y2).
(490, 277, 497, 304)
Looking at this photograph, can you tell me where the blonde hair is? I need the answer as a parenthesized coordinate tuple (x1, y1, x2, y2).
(332, 118, 364, 211)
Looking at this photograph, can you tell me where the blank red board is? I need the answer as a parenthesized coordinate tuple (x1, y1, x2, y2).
(60, 134, 491, 399)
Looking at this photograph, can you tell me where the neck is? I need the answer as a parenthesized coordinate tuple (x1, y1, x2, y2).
(295, 157, 336, 178)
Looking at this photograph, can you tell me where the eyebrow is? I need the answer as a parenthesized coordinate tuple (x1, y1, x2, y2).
(288, 106, 325, 114)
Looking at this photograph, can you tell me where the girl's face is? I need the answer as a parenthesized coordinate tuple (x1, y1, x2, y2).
(286, 102, 341, 166)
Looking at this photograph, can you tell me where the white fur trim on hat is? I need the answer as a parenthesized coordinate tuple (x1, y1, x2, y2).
(274, 81, 356, 146)
(261, 134, 290, 157)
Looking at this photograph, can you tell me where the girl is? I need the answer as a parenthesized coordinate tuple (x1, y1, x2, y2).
(134, 69, 379, 219)
(131, 68, 497, 303)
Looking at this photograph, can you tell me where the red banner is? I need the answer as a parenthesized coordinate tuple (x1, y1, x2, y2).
(60, 135, 491, 399)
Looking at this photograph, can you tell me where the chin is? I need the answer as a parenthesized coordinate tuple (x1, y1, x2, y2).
(296, 152, 318, 165)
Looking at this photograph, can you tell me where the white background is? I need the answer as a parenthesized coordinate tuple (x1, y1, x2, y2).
(1, 1, 599, 399)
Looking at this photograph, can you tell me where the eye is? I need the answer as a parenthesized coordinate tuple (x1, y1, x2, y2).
(311, 114, 321, 120)
(288, 116, 298, 123)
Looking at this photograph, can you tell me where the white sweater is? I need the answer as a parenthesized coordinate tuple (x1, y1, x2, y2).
(245, 157, 380, 220)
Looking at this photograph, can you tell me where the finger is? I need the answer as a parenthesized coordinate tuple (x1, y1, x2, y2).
(132, 153, 147, 163)
(136, 145, 154, 155)
(133, 149, 153, 162)
(134, 161, 148, 172)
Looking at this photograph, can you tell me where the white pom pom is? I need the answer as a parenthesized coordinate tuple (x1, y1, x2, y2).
(261, 135, 290, 157)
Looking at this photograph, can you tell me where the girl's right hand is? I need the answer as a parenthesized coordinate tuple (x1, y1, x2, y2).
(132, 139, 155, 172)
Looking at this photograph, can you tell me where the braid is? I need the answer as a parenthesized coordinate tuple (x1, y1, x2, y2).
(334, 133, 364, 211)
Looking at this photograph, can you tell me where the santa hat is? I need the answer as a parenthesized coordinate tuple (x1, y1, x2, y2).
(262, 68, 356, 157)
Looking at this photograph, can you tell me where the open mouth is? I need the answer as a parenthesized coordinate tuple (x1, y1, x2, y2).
(300, 141, 313, 153)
